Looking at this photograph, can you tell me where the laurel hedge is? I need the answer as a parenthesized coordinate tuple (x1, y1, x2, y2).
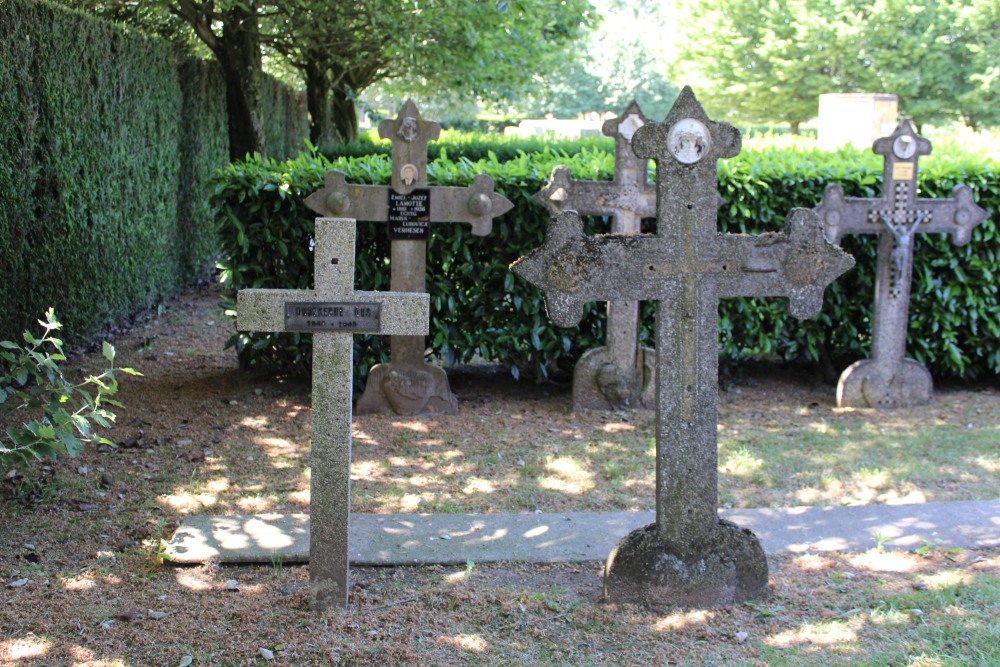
(216, 142, 999, 388)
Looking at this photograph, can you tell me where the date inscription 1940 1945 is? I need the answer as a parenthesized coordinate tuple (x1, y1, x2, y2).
(284, 302, 381, 332)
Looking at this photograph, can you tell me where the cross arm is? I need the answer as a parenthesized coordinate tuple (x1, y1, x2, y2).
(304, 171, 390, 221)
(914, 185, 988, 245)
(428, 174, 513, 236)
(718, 209, 856, 319)
(814, 184, 883, 244)
(236, 289, 429, 336)
(304, 171, 512, 236)
(532, 165, 655, 220)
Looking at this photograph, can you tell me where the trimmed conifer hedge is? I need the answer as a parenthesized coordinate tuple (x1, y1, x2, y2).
(0, 0, 306, 344)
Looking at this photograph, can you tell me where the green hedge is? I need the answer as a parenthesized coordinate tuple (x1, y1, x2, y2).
(216, 144, 999, 388)
(0, 0, 307, 345)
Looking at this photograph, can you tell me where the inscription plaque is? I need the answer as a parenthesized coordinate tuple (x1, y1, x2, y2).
(284, 302, 381, 332)
(387, 189, 431, 239)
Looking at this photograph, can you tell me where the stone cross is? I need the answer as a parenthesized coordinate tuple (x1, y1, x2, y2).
(533, 101, 657, 410)
(237, 217, 428, 612)
(814, 120, 988, 408)
(512, 87, 854, 608)
(304, 100, 513, 416)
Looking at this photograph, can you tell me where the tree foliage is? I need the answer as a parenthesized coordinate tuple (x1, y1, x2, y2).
(675, 0, 1000, 131)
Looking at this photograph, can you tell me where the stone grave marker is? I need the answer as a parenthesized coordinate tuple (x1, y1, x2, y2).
(814, 119, 988, 408)
(533, 100, 657, 410)
(237, 217, 428, 612)
(512, 87, 854, 607)
(304, 99, 513, 416)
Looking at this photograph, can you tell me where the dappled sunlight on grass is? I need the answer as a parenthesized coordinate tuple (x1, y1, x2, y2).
(848, 550, 920, 573)
(436, 634, 489, 652)
(0, 636, 53, 662)
(649, 608, 714, 631)
(768, 615, 862, 647)
(600, 422, 635, 433)
(163, 490, 219, 512)
(391, 419, 430, 433)
(173, 568, 217, 591)
(539, 456, 595, 494)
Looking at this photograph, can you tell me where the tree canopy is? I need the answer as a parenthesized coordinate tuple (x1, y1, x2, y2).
(62, 0, 598, 154)
(674, 0, 1000, 132)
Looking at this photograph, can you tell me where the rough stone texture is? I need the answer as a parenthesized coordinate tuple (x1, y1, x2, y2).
(814, 120, 988, 409)
(512, 87, 854, 608)
(303, 100, 513, 416)
(237, 217, 428, 612)
(533, 101, 657, 411)
(603, 520, 768, 609)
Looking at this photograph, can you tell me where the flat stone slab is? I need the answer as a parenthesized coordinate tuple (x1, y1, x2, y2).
(165, 500, 1000, 565)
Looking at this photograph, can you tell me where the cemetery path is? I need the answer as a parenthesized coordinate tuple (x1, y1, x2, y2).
(1, 281, 998, 665)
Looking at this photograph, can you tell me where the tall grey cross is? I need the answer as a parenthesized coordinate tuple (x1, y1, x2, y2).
(814, 119, 987, 408)
(304, 100, 513, 416)
(513, 87, 854, 607)
(533, 101, 657, 410)
(237, 218, 428, 612)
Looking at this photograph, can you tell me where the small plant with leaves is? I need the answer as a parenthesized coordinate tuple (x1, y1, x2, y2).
(0, 308, 140, 468)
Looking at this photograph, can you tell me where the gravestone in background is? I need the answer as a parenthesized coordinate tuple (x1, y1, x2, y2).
(237, 218, 428, 612)
(305, 100, 513, 416)
(513, 87, 854, 607)
(534, 101, 657, 410)
(814, 119, 988, 409)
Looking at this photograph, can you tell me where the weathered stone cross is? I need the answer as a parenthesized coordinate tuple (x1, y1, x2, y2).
(814, 119, 987, 408)
(304, 100, 513, 416)
(513, 87, 854, 607)
(533, 101, 657, 410)
(237, 217, 428, 612)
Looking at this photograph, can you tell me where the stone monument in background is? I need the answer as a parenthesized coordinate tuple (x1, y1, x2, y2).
(817, 93, 898, 151)
(305, 100, 513, 416)
(533, 101, 657, 410)
(814, 119, 988, 409)
(513, 87, 854, 607)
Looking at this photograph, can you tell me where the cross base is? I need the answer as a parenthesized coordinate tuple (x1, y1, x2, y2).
(573, 346, 656, 410)
(356, 361, 458, 415)
(603, 520, 769, 608)
(837, 358, 933, 409)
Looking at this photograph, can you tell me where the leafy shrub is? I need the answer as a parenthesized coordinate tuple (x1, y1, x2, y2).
(216, 143, 999, 389)
(1, 309, 140, 468)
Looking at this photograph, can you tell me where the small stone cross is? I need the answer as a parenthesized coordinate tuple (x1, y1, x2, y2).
(533, 101, 657, 410)
(237, 218, 428, 612)
(304, 100, 513, 416)
(513, 87, 854, 607)
(814, 119, 987, 408)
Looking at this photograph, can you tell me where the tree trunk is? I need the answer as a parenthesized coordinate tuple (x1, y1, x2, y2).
(218, 4, 265, 161)
(789, 120, 801, 136)
(305, 60, 334, 147)
(331, 87, 360, 142)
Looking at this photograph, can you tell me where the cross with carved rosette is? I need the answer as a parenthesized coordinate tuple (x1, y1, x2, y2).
(513, 87, 854, 608)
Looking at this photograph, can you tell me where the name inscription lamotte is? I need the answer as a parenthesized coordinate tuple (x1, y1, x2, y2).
(284, 302, 381, 332)
(387, 188, 431, 240)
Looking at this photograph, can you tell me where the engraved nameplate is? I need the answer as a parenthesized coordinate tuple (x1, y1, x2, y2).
(284, 302, 381, 332)
(387, 189, 431, 239)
